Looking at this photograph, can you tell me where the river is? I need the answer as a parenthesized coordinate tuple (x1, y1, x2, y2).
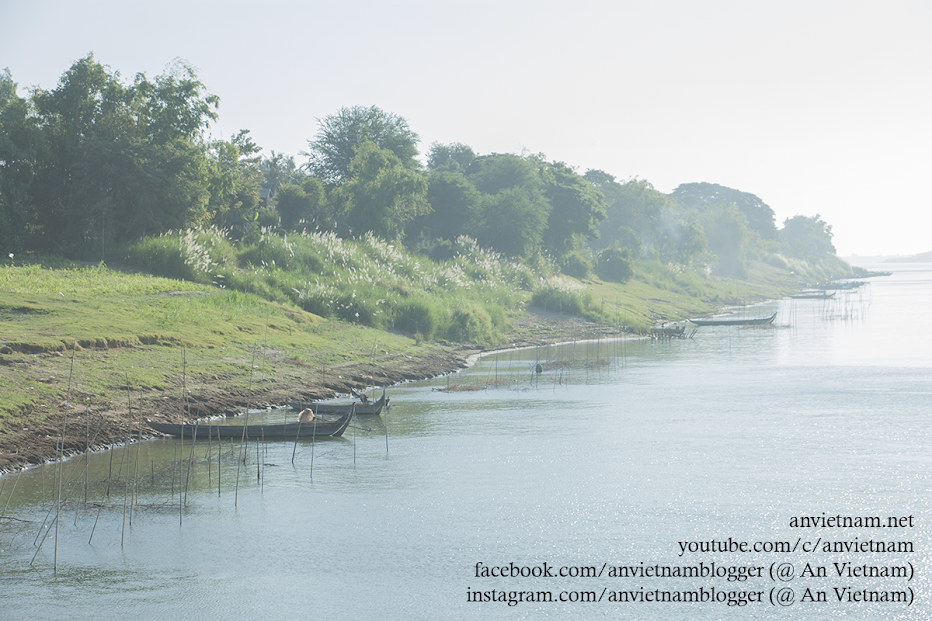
(1, 262, 930, 620)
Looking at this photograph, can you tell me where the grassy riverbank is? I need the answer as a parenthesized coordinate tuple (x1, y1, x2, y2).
(0, 246, 860, 472)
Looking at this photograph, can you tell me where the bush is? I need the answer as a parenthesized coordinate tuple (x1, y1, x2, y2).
(445, 304, 505, 345)
(560, 251, 591, 279)
(394, 298, 446, 340)
(596, 247, 633, 283)
(531, 283, 591, 316)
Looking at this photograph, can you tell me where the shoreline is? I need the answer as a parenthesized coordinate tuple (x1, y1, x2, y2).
(0, 309, 629, 475)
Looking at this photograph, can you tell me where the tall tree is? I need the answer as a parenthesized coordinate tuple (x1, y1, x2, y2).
(780, 214, 835, 259)
(420, 170, 481, 241)
(276, 176, 327, 231)
(303, 105, 419, 185)
(206, 129, 264, 237)
(0, 68, 38, 252)
(540, 161, 606, 258)
(26, 55, 217, 254)
(331, 141, 429, 240)
(427, 142, 476, 172)
(670, 182, 778, 240)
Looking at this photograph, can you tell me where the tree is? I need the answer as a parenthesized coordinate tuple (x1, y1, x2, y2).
(331, 141, 429, 240)
(276, 177, 326, 231)
(701, 204, 750, 277)
(303, 105, 419, 185)
(587, 174, 667, 255)
(780, 214, 835, 259)
(206, 129, 264, 238)
(0, 68, 38, 252)
(465, 153, 540, 194)
(469, 186, 549, 258)
(670, 182, 778, 240)
(24, 55, 217, 254)
(259, 151, 299, 198)
(540, 161, 606, 258)
(420, 170, 481, 241)
(427, 142, 476, 172)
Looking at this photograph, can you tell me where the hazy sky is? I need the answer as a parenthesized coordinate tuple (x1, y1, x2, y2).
(3, 0, 929, 256)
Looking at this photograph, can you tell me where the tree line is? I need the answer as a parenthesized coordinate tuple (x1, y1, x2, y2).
(0, 56, 836, 281)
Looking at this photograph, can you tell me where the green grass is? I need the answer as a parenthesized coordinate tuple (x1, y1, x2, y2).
(0, 261, 435, 433)
(0, 231, 861, 435)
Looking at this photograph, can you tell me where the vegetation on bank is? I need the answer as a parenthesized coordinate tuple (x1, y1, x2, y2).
(0, 55, 872, 444)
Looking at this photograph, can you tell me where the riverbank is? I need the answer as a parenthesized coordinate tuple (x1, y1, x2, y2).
(0, 307, 626, 474)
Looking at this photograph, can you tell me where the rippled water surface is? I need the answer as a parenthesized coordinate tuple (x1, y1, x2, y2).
(2, 263, 930, 619)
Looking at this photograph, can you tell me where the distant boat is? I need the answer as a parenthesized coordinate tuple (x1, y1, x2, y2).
(688, 312, 777, 327)
(790, 291, 835, 300)
(289, 389, 388, 416)
(147, 408, 354, 439)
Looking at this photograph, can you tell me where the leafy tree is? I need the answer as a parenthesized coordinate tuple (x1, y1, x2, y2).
(540, 161, 606, 258)
(670, 182, 778, 240)
(700, 204, 750, 277)
(331, 141, 429, 240)
(587, 174, 667, 255)
(24, 55, 217, 254)
(420, 170, 481, 241)
(132, 59, 219, 144)
(469, 186, 549, 258)
(427, 141, 476, 172)
(206, 129, 264, 239)
(0, 68, 38, 252)
(303, 105, 419, 185)
(276, 177, 326, 231)
(780, 214, 836, 259)
(465, 152, 540, 194)
(259, 151, 299, 197)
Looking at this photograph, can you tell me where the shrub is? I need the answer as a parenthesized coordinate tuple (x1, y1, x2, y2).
(560, 251, 591, 279)
(394, 298, 446, 340)
(596, 247, 633, 283)
(445, 304, 505, 345)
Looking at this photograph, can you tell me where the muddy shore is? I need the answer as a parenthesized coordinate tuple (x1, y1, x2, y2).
(0, 310, 626, 474)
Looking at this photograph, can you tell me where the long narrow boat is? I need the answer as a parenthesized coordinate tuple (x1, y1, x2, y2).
(688, 312, 777, 327)
(790, 291, 835, 300)
(147, 408, 354, 439)
(289, 389, 388, 416)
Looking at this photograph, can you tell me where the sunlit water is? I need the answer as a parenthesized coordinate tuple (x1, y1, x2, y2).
(2, 264, 930, 620)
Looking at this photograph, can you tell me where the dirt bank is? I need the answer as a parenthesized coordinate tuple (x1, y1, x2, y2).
(0, 309, 626, 474)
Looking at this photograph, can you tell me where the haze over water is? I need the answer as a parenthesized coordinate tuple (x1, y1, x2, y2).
(2, 262, 930, 620)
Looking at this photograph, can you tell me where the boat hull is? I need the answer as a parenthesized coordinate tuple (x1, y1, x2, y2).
(147, 409, 354, 439)
(289, 391, 388, 416)
(688, 312, 777, 327)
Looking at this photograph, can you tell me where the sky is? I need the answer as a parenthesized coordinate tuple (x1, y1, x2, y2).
(2, 0, 929, 256)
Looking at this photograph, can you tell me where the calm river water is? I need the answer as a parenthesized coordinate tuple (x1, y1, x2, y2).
(2, 262, 930, 620)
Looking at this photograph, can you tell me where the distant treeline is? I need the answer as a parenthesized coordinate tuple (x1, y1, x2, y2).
(1, 55, 836, 280)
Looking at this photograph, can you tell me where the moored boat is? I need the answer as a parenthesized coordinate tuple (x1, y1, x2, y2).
(289, 389, 388, 416)
(688, 312, 777, 327)
(790, 290, 835, 300)
(147, 407, 354, 439)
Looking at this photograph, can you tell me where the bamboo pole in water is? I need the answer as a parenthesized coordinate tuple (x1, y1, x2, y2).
(207, 424, 212, 488)
(182, 423, 197, 523)
(235, 345, 258, 508)
(292, 421, 302, 465)
(310, 417, 317, 481)
(382, 404, 388, 454)
(130, 417, 141, 525)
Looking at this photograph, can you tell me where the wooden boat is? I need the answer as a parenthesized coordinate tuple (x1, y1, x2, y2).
(147, 408, 354, 440)
(650, 324, 687, 338)
(688, 312, 777, 327)
(289, 389, 388, 416)
(790, 290, 835, 299)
